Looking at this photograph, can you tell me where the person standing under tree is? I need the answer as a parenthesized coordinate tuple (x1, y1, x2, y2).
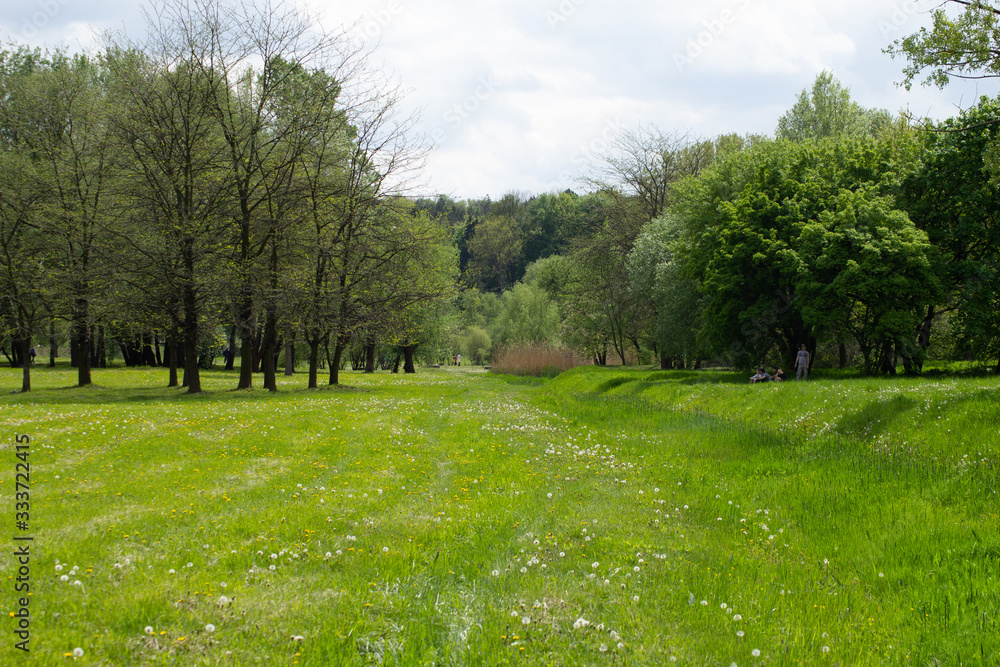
(794, 344, 810, 381)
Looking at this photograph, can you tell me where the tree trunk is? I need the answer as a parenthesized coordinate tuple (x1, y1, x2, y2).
(154, 332, 163, 366)
(403, 344, 417, 374)
(284, 332, 295, 376)
(261, 311, 278, 392)
(184, 335, 201, 393)
(308, 339, 320, 389)
(225, 326, 236, 371)
(20, 338, 31, 393)
(365, 340, 376, 374)
(76, 318, 92, 387)
(391, 351, 402, 373)
(49, 317, 57, 367)
(238, 328, 254, 389)
(167, 337, 179, 388)
(329, 336, 346, 385)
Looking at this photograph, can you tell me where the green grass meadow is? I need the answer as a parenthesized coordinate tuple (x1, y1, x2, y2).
(1, 363, 998, 665)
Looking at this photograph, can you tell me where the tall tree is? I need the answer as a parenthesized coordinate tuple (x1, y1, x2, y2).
(776, 71, 892, 142)
(0, 49, 117, 387)
(105, 49, 231, 394)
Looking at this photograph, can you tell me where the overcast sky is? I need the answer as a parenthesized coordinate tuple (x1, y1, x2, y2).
(3, 0, 998, 200)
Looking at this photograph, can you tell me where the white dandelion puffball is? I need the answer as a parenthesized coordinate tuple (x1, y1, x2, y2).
(752, 648, 761, 657)
(73, 648, 84, 657)
(205, 624, 215, 633)
(144, 626, 154, 635)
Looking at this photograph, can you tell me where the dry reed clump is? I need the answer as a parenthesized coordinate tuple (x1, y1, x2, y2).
(490, 344, 582, 377)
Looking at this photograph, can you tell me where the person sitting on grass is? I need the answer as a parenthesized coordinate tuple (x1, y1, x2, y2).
(772, 367, 788, 382)
(749, 367, 771, 384)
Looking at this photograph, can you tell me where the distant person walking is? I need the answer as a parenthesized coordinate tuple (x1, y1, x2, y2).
(457, 353, 461, 367)
(794, 344, 810, 381)
(29, 346, 36, 364)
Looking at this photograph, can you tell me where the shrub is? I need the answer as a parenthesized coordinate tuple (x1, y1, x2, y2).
(491, 344, 582, 377)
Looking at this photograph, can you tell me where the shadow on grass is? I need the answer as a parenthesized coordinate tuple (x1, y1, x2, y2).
(835, 395, 918, 438)
(0, 375, 376, 406)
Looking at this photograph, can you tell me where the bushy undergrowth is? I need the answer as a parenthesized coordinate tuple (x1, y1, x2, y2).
(490, 344, 582, 377)
(0, 363, 996, 665)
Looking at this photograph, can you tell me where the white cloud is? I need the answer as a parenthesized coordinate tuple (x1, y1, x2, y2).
(3, 0, 999, 198)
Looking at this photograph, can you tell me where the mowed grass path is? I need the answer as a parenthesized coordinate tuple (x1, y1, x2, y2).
(0, 364, 997, 665)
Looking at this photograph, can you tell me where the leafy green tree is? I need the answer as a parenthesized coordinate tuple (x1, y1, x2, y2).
(797, 189, 942, 374)
(776, 71, 892, 142)
(467, 214, 523, 292)
(887, 1, 1000, 90)
(489, 282, 561, 349)
(672, 136, 933, 373)
(901, 96, 1000, 370)
(106, 50, 231, 394)
(0, 143, 48, 391)
(0, 49, 117, 387)
(627, 214, 702, 369)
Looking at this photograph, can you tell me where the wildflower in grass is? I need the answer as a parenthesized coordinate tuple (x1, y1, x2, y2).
(752, 649, 760, 657)
(269, 565, 276, 571)
(701, 600, 708, 606)
(633, 596, 639, 603)
(145, 626, 154, 635)
(736, 630, 744, 637)
(599, 644, 608, 652)
(573, 617, 590, 629)
(734, 614, 742, 621)
(592, 562, 599, 569)
(821, 646, 830, 653)
(168, 569, 175, 575)
(521, 617, 530, 625)
(187, 562, 193, 568)
(73, 648, 84, 657)
(206, 624, 215, 633)
(382, 547, 389, 553)
(60, 575, 69, 582)
(511, 611, 519, 617)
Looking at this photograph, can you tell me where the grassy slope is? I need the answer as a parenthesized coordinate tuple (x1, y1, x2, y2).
(0, 364, 997, 666)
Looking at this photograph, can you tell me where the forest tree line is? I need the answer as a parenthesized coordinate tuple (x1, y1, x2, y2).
(431, 72, 1000, 377)
(4, 0, 1000, 391)
(1, 0, 456, 393)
